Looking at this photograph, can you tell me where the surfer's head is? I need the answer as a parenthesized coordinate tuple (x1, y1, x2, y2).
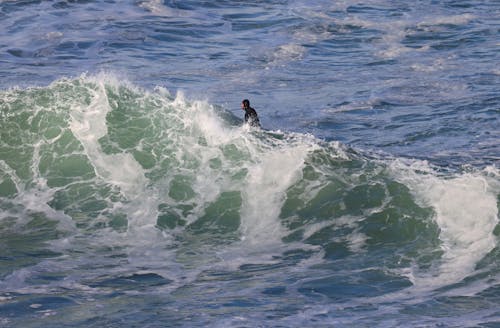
(242, 99, 250, 109)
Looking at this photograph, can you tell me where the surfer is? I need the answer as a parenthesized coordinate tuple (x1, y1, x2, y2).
(241, 99, 261, 127)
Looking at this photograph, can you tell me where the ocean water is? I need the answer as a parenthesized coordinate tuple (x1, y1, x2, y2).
(0, 1, 499, 327)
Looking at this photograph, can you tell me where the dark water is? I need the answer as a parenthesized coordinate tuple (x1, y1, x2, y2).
(0, 1, 499, 327)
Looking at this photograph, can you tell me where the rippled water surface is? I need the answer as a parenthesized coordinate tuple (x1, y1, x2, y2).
(0, 1, 499, 327)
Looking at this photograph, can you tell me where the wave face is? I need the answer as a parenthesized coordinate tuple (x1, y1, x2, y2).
(0, 76, 499, 326)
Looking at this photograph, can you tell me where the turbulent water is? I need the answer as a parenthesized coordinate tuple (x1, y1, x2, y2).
(1, 1, 499, 327)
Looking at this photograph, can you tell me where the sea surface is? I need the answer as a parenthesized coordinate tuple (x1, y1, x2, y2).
(1, 1, 499, 327)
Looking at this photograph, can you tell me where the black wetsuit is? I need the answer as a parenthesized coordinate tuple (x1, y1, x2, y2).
(244, 107, 260, 127)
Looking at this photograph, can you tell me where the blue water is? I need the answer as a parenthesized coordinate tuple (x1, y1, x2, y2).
(0, 1, 499, 327)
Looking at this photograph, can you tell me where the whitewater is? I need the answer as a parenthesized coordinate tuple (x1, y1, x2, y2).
(0, 1, 499, 327)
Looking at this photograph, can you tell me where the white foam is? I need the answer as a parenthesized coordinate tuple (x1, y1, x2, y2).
(411, 58, 446, 73)
(145, 89, 323, 250)
(69, 75, 147, 197)
(376, 46, 410, 59)
(292, 25, 332, 44)
(418, 14, 476, 28)
(63, 74, 178, 271)
(273, 44, 307, 62)
(261, 43, 307, 68)
(138, 0, 197, 18)
(43, 31, 63, 41)
(307, 13, 411, 59)
(138, 0, 176, 16)
(0, 160, 21, 198)
(37, 309, 57, 317)
(319, 11, 475, 60)
(0, 149, 76, 232)
(239, 135, 319, 246)
(66, 77, 326, 280)
(389, 159, 499, 289)
(301, 213, 368, 253)
(0, 296, 13, 303)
